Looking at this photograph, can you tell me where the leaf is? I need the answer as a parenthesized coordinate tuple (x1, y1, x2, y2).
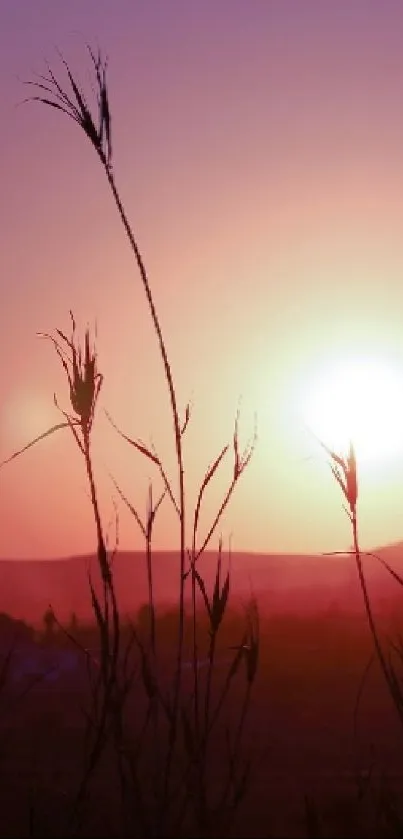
(181, 403, 191, 436)
(329, 462, 348, 500)
(219, 570, 230, 622)
(23, 96, 74, 119)
(88, 573, 107, 645)
(193, 446, 229, 538)
(203, 446, 229, 491)
(108, 472, 146, 536)
(0, 422, 73, 469)
(193, 568, 212, 621)
(226, 639, 246, 682)
(377, 556, 403, 588)
(211, 543, 230, 632)
(105, 411, 160, 464)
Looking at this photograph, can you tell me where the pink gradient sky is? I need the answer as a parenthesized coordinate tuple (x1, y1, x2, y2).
(3, 1, 403, 558)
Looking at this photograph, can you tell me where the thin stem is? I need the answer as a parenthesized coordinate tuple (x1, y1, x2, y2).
(146, 489, 156, 659)
(191, 525, 200, 739)
(69, 429, 123, 834)
(352, 509, 403, 732)
(194, 479, 236, 564)
(101, 162, 186, 808)
(204, 631, 217, 737)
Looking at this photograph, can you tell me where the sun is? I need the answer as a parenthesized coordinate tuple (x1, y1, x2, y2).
(301, 356, 403, 465)
(3, 389, 58, 445)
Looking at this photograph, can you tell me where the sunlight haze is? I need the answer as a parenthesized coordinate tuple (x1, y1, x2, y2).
(2, 0, 403, 557)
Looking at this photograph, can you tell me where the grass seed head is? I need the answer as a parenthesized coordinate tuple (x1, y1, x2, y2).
(318, 436, 358, 516)
(211, 540, 230, 633)
(346, 440, 358, 510)
(25, 46, 112, 169)
(40, 312, 103, 437)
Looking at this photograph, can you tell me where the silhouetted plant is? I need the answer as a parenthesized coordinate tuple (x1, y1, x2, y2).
(43, 606, 56, 640)
(0, 44, 260, 837)
(319, 437, 403, 733)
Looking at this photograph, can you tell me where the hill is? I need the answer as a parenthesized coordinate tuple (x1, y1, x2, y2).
(1, 542, 403, 625)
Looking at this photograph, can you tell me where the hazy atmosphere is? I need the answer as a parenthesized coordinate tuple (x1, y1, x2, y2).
(3, 1, 403, 558)
(4, 3, 403, 838)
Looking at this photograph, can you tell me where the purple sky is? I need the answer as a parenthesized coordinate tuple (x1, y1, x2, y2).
(2, 1, 403, 558)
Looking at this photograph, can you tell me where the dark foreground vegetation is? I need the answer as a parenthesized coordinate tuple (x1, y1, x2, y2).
(2, 44, 403, 836)
(0, 602, 402, 837)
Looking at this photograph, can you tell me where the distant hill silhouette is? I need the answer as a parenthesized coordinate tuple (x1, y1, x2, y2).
(0, 543, 403, 624)
(0, 544, 402, 625)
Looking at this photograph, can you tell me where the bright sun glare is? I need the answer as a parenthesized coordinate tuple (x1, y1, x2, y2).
(302, 357, 403, 465)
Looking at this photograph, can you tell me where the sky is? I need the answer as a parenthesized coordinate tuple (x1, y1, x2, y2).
(3, 1, 403, 558)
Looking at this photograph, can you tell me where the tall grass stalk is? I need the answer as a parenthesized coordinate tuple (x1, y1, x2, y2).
(36, 314, 125, 831)
(319, 437, 403, 733)
(0, 45, 261, 835)
(24, 48, 188, 787)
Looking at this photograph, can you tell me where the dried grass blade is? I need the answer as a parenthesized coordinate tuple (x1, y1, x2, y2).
(108, 472, 146, 536)
(193, 568, 212, 621)
(105, 410, 159, 464)
(0, 422, 72, 469)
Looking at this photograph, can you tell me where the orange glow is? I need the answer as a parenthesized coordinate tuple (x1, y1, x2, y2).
(301, 357, 403, 465)
(2, 4, 403, 558)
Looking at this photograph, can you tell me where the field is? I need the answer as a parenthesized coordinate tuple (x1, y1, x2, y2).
(0, 598, 402, 837)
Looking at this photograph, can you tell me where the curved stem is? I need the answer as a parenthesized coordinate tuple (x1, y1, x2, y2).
(352, 509, 403, 732)
(102, 163, 186, 798)
(71, 431, 122, 832)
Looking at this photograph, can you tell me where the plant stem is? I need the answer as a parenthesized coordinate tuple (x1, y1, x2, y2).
(352, 509, 403, 731)
(102, 163, 186, 806)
